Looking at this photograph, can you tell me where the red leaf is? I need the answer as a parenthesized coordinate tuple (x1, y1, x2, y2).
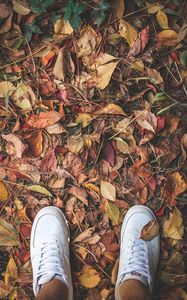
(155, 206, 165, 217)
(147, 176, 156, 192)
(25, 111, 63, 128)
(40, 149, 57, 172)
(157, 116, 165, 131)
(102, 143, 115, 167)
(128, 26, 149, 57)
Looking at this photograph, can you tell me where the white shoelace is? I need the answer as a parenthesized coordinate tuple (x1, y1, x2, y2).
(122, 239, 152, 288)
(35, 240, 66, 285)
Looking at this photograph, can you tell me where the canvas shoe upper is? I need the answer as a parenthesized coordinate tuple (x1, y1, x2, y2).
(115, 205, 160, 300)
(30, 206, 73, 300)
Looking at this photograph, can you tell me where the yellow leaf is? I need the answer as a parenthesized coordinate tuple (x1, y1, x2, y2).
(100, 288, 110, 299)
(12, 0, 31, 15)
(75, 113, 93, 128)
(163, 208, 184, 240)
(76, 25, 101, 58)
(100, 181, 116, 201)
(68, 134, 84, 154)
(27, 185, 52, 196)
(0, 81, 15, 98)
(76, 247, 88, 260)
(83, 182, 100, 194)
(0, 182, 8, 201)
(157, 29, 178, 46)
(119, 20, 137, 47)
(146, 2, 164, 14)
(4, 256, 18, 285)
(53, 19, 73, 42)
(107, 33, 121, 45)
(104, 201, 120, 225)
(171, 172, 187, 197)
(0, 219, 18, 247)
(97, 103, 126, 115)
(12, 82, 36, 110)
(111, 257, 119, 284)
(53, 49, 65, 81)
(114, 0, 125, 19)
(156, 10, 168, 29)
(79, 265, 101, 288)
(93, 61, 118, 90)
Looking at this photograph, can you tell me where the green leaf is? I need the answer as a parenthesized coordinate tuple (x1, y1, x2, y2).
(74, 2, 86, 14)
(153, 92, 168, 102)
(0, 218, 18, 247)
(30, 0, 54, 15)
(104, 201, 120, 225)
(64, 0, 74, 20)
(70, 14, 82, 31)
(91, 10, 106, 27)
(31, 24, 42, 34)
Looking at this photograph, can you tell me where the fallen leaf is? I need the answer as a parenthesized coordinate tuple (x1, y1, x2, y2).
(97, 103, 126, 115)
(76, 25, 101, 58)
(0, 81, 15, 98)
(114, 0, 125, 19)
(4, 256, 18, 285)
(107, 33, 121, 45)
(46, 123, 66, 134)
(68, 134, 84, 154)
(48, 174, 65, 189)
(78, 265, 101, 288)
(181, 133, 187, 150)
(100, 289, 110, 299)
(12, 0, 31, 15)
(0, 12, 13, 34)
(2, 133, 26, 158)
(0, 4, 12, 19)
(171, 172, 186, 197)
(156, 10, 168, 29)
(100, 181, 116, 201)
(75, 113, 93, 128)
(53, 19, 73, 42)
(157, 29, 178, 46)
(134, 110, 157, 133)
(27, 185, 52, 197)
(146, 2, 164, 14)
(41, 49, 56, 67)
(163, 208, 184, 240)
(0, 218, 18, 246)
(25, 111, 63, 128)
(12, 82, 36, 110)
(140, 220, 159, 241)
(119, 20, 137, 47)
(23, 130, 43, 158)
(0, 281, 12, 298)
(68, 186, 88, 206)
(147, 68, 164, 85)
(53, 49, 65, 81)
(73, 227, 95, 243)
(0, 182, 8, 201)
(93, 61, 118, 90)
(111, 257, 119, 284)
(104, 201, 120, 225)
(128, 26, 149, 57)
(40, 149, 57, 173)
(102, 143, 115, 167)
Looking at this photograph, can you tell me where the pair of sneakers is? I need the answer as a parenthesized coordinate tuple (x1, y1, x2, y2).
(30, 205, 160, 300)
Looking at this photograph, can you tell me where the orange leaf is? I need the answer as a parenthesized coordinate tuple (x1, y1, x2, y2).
(26, 111, 63, 128)
(24, 130, 43, 157)
(140, 220, 159, 241)
(78, 265, 101, 288)
(42, 49, 56, 67)
(4, 256, 18, 285)
(0, 182, 8, 201)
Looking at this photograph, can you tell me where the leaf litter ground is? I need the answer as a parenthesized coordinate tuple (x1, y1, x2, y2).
(0, 0, 187, 299)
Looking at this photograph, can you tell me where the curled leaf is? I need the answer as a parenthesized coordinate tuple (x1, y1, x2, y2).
(78, 265, 101, 288)
(140, 220, 159, 241)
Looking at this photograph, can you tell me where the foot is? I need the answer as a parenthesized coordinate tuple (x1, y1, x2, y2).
(115, 205, 160, 299)
(30, 206, 73, 300)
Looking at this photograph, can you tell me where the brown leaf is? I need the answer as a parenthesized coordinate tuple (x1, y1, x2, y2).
(0, 281, 12, 298)
(53, 19, 73, 42)
(76, 25, 101, 58)
(26, 111, 63, 128)
(4, 255, 18, 285)
(12, 82, 36, 110)
(68, 186, 88, 206)
(111, 257, 119, 285)
(147, 68, 164, 85)
(0, 81, 15, 97)
(2, 133, 26, 158)
(46, 123, 66, 134)
(0, 12, 13, 34)
(53, 49, 65, 81)
(0, 4, 12, 19)
(119, 20, 137, 47)
(134, 110, 157, 133)
(23, 130, 43, 157)
(114, 0, 125, 19)
(40, 150, 57, 173)
(100, 181, 116, 201)
(97, 103, 126, 115)
(0, 182, 8, 201)
(163, 208, 184, 240)
(0, 218, 18, 246)
(140, 220, 159, 241)
(12, 0, 31, 15)
(73, 227, 95, 243)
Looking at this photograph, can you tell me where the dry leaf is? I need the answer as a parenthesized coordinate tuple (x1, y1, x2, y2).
(76, 25, 101, 58)
(134, 110, 157, 133)
(140, 220, 159, 241)
(0, 182, 8, 201)
(68, 186, 88, 206)
(0, 12, 13, 34)
(41, 49, 56, 67)
(27, 185, 52, 197)
(111, 257, 119, 284)
(107, 33, 121, 45)
(75, 113, 93, 128)
(147, 68, 164, 85)
(12, 0, 30, 15)
(0, 4, 12, 19)
(0, 281, 12, 298)
(114, 0, 125, 19)
(53, 19, 73, 42)
(0, 218, 18, 246)
(100, 181, 116, 201)
(26, 111, 63, 128)
(0, 81, 15, 97)
(156, 10, 168, 29)
(100, 289, 110, 299)
(171, 172, 186, 197)
(119, 20, 137, 47)
(73, 227, 95, 243)
(157, 29, 178, 46)
(68, 134, 84, 154)
(79, 265, 101, 288)
(46, 123, 66, 134)
(53, 49, 65, 81)
(4, 256, 18, 285)
(12, 82, 36, 110)
(163, 208, 184, 240)
(93, 60, 118, 90)
(23, 130, 43, 158)
(97, 103, 126, 115)
(104, 201, 119, 225)
(2, 133, 26, 158)
(146, 2, 164, 14)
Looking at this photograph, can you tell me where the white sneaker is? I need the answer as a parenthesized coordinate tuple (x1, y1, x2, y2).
(115, 205, 160, 300)
(30, 206, 73, 300)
